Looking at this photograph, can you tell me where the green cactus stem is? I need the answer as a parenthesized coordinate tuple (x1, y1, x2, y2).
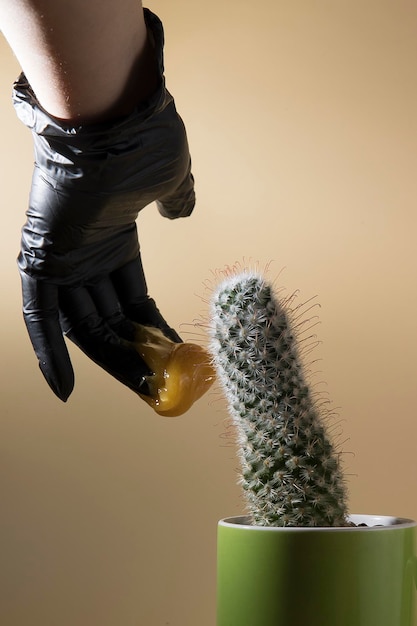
(208, 270, 348, 527)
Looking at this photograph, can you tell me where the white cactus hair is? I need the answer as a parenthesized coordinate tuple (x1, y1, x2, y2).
(207, 262, 349, 527)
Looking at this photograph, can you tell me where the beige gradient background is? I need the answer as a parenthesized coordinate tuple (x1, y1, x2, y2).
(1, 1, 416, 624)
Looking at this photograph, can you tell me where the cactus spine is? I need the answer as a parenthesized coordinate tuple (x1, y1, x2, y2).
(208, 270, 348, 527)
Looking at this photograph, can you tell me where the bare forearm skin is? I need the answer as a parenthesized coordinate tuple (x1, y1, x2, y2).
(0, 0, 157, 122)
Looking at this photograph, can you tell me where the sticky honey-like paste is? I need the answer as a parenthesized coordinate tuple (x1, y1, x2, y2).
(133, 325, 215, 417)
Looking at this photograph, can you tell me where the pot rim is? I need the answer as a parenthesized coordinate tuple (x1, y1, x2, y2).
(219, 514, 417, 531)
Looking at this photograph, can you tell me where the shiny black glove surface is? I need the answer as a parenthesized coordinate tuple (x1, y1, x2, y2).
(13, 9, 195, 401)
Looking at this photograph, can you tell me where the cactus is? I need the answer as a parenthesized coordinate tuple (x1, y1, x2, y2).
(208, 269, 348, 527)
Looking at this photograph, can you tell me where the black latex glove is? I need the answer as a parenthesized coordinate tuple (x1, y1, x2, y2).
(13, 9, 195, 402)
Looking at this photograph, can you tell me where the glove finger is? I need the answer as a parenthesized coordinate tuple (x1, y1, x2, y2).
(63, 275, 141, 343)
(87, 277, 136, 342)
(20, 273, 74, 402)
(112, 257, 182, 343)
(59, 285, 153, 395)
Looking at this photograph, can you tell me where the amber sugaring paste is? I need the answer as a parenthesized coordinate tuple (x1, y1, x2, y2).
(133, 325, 215, 417)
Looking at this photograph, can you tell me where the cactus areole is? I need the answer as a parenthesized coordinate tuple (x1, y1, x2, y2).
(209, 271, 348, 527)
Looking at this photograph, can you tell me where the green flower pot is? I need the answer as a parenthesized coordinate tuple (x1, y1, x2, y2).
(217, 514, 417, 626)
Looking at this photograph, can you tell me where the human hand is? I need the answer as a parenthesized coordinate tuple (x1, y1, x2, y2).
(13, 36, 195, 402)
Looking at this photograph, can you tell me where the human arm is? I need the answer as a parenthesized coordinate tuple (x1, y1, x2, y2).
(2, 3, 196, 401)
